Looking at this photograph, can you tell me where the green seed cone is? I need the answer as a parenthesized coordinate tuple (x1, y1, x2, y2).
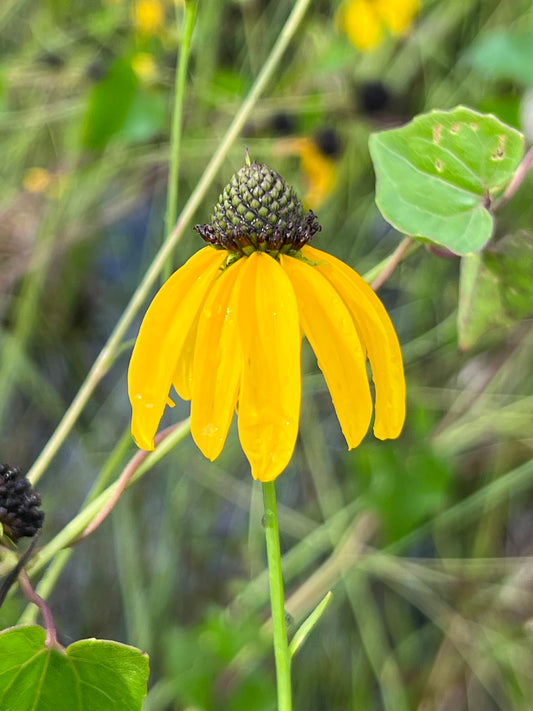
(195, 162, 320, 254)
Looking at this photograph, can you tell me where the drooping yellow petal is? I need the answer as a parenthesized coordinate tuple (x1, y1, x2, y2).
(376, 0, 418, 36)
(237, 252, 301, 482)
(191, 257, 247, 461)
(281, 252, 373, 449)
(128, 247, 227, 450)
(172, 316, 199, 401)
(341, 0, 383, 51)
(302, 245, 405, 440)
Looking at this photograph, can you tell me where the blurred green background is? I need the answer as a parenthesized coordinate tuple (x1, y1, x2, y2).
(1, 0, 533, 709)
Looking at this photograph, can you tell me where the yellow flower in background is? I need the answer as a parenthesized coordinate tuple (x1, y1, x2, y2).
(132, 52, 158, 82)
(338, 0, 419, 51)
(275, 131, 340, 210)
(128, 162, 405, 481)
(299, 141, 337, 209)
(133, 0, 164, 35)
(23, 167, 52, 194)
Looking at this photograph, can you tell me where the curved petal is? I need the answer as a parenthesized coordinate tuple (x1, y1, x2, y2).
(302, 245, 405, 440)
(281, 252, 373, 449)
(191, 258, 247, 461)
(172, 317, 199, 401)
(237, 252, 301, 482)
(128, 247, 227, 450)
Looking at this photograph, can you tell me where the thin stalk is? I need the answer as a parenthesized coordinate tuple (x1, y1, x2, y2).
(18, 571, 61, 649)
(262, 481, 292, 711)
(163, 0, 198, 281)
(363, 237, 419, 287)
(27, 0, 315, 487)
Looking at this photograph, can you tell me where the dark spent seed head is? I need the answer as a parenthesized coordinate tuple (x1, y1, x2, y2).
(194, 161, 321, 254)
(0, 464, 44, 542)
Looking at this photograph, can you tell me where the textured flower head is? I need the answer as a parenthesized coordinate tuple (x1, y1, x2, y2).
(337, 0, 419, 51)
(128, 161, 405, 481)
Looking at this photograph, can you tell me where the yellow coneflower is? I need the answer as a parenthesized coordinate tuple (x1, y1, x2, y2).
(337, 0, 419, 51)
(128, 161, 405, 481)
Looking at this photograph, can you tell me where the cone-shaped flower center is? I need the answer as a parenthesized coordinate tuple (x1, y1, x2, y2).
(194, 161, 321, 255)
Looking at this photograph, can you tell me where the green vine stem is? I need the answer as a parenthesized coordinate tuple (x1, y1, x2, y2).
(262, 481, 292, 711)
(163, 0, 198, 282)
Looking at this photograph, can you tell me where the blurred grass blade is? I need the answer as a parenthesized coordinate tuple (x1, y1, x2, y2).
(289, 591, 332, 659)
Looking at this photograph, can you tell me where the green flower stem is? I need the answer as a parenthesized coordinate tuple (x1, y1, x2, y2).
(262, 481, 292, 711)
(163, 0, 198, 282)
(27, 0, 314, 487)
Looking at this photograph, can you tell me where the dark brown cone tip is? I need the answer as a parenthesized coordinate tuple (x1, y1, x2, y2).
(0, 464, 44, 542)
(194, 162, 321, 253)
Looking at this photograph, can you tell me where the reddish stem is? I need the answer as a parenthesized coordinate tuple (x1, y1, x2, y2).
(495, 146, 533, 210)
(75, 421, 185, 543)
(371, 238, 413, 291)
(18, 571, 63, 650)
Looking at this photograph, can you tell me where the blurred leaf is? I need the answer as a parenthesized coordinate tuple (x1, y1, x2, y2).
(458, 232, 533, 350)
(485, 231, 533, 319)
(211, 69, 247, 100)
(464, 30, 533, 87)
(478, 96, 521, 130)
(82, 58, 140, 150)
(121, 89, 167, 143)
(354, 444, 451, 542)
(369, 107, 524, 255)
(457, 253, 510, 350)
(0, 626, 149, 711)
(162, 608, 273, 710)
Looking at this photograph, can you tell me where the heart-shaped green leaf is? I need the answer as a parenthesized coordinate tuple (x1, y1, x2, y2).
(369, 107, 524, 255)
(0, 626, 149, 711)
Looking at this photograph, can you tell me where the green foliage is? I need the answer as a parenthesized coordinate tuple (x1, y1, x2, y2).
(354, 441, 452, 543)
(82, 57, 140, 149)
(458, 231, 533, 349)
(161, 608, 274, 710)
(369, 107, 524, 254)
(465, 30, 533, 87)
(0, 626, 149, 711)
(457, 253, 510, 350)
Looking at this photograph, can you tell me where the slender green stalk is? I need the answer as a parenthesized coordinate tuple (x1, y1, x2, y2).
(262, 481, 292, 711)
(163, 0, 198, 281)
(27, 0, 315, 487)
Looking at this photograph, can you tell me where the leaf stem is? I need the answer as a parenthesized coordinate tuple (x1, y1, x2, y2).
(496, 145, 533, 209)
(362, 237, 417, 289)
(262, 481, 292, 711)
(163, 0, 198, 281)
(18, 571, 62, 650)
(370, 237, 413, 291)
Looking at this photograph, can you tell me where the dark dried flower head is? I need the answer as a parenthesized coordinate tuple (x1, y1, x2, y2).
(0, 464, 44, 542)
(194, 161, 321, 255)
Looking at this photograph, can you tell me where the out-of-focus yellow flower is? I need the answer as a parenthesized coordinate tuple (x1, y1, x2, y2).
(23, 167, 52, 194)
(337, 0, 419, 51)
(132, 0, 164, 35)
(132, 52, 158, 82)
(275, 135, 339, 210)
(128, 162, 405, 481)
